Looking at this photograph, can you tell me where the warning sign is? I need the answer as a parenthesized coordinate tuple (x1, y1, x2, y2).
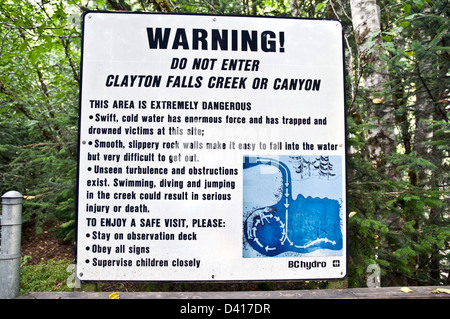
(76, 12, 347, 281)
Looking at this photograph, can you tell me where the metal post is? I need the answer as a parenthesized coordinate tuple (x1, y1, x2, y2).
(0, 191, 23, 299)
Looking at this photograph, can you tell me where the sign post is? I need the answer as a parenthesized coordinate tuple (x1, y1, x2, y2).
(77, 12, 347, 281)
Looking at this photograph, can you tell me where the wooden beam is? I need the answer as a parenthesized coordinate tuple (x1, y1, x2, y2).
(17, 286, 450, 299)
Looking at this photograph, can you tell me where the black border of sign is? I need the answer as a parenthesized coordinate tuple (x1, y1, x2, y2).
(75, 10, 348, 284)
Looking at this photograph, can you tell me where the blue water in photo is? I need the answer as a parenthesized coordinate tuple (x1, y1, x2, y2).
(243, 155, 344, 257)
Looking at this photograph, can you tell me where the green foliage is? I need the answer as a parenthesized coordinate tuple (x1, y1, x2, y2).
(0, 0, 79, 240)
(20, 257, 73, 293)
(345, 0, 449, 287)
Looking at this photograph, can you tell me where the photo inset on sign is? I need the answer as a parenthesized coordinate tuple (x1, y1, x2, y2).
(243, 155, 344, 257)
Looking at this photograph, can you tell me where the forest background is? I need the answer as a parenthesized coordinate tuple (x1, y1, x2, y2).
(0, 0, 448, 289)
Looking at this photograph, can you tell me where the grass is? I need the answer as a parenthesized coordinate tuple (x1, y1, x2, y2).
(20, 257, 74, 294)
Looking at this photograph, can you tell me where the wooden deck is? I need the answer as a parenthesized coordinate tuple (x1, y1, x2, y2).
(17, 285, 450, 299)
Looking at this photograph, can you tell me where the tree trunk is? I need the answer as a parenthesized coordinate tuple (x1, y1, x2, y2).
(289, 0, 300, 17)
(350, 0, 395, 169)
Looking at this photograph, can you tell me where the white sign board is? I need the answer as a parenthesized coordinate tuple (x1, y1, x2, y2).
(77, 12, 347, 281)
